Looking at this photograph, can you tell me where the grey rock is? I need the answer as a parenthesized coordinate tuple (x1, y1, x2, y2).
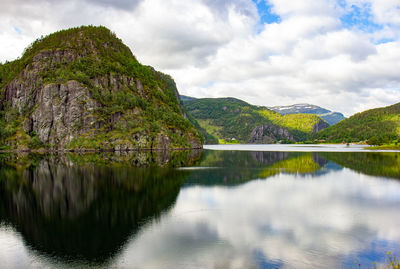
(249, 123, 295, 144)
(312, 120, 329, 133)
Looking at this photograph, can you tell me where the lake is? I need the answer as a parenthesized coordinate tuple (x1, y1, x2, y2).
(0, 145, 399, 268)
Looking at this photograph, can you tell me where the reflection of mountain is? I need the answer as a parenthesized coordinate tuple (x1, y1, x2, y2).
(270, 153, 328, 173)
(184, 150, 400, 186)
(199, 150, 290, 168)
(0, 150, 201, 264)
(184, 151, 330, 186)
(321, 152, 400, 180)
(184, 151, 288, 186)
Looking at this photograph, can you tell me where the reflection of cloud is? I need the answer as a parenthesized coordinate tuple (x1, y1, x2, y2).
(0, 226, 30, 269)
(114, 169, 400, 268)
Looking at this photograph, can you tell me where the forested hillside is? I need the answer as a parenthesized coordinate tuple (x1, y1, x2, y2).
(314, 102, 400, 144)
(184, 98, 328, 143)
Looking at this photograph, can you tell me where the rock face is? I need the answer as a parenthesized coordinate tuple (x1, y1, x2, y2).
(312, 119, 330, 133)
(249, 123, 295, 143)
(17, 80, 97, 147)
(0, 26, 202, 150)
(249, 119, 328, 144)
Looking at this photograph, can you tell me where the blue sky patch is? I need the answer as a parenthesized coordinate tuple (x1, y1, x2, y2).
(253, 248, 284, 269)
(13, 26, 22, 35)
(374, 38, 396, 45)
(252, 0, 281, 24)
(340, 3, 383, 33)
(203, 81, 215, 88)
(341, 239, 400, 268)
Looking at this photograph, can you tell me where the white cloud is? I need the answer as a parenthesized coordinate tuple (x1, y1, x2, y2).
(0, 0, 399, 115)
(268, 0, 341, 17)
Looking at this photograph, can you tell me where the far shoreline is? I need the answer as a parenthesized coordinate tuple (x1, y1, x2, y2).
(203, 143, 400, 153)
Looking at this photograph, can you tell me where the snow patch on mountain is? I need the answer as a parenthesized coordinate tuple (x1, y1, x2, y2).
(268, 104, 345, 125)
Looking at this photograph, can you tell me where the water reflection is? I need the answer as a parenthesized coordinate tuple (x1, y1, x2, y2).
(0, 149, 399, 268)
(184, 151, 331, 186)
(120, 169, 400, 268)
(321, 152, 400, 180)
(0, 150, 201, 266)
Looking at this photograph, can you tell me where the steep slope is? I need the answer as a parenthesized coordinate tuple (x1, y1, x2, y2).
(0, 26, 202, 150)
(269, 104, 345, 125)
(314, 102, 400, 144)
(184, 97, 328, 143)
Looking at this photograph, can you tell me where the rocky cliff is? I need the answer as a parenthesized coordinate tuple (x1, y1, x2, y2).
(312, 119, 329, 133)
(249, 123, 295, 143)
(0, 26, 202, 151)
(249, 118, 328, 144)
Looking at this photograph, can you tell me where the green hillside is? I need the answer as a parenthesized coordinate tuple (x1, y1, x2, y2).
(184, 97, 327, 143)
(314, 102, 400, 144)
(0, 26, 202, 150)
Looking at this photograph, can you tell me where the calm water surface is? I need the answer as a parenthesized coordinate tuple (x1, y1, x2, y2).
(0, 145, 400, 268)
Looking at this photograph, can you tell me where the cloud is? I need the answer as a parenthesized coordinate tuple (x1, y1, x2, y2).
(115, 0, 243, 69)
(0, 0, 399, 115)
(268, 0, 341, 17)
(85, 0, 143, 10)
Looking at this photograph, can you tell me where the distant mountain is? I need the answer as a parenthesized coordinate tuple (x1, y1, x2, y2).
(314, 102, 400, 144)
(180, 95, 197, 102)
(184, 97, 329, 144)
(269, 104, 345, 125)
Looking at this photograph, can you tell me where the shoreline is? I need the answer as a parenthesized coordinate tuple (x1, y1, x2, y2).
(0, 147, 204, 154)
(367, 145, 400, 150)
(2, 144, 400, 154)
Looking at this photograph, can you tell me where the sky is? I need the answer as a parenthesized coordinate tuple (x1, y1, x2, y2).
(0, 0, 400, 116)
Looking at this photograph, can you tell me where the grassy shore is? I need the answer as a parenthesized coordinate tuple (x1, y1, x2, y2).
(368, 145, 400, 150)
(218, 139, 240, 145)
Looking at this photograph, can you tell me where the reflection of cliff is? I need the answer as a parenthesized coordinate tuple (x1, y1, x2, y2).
(321, 152, 400, 180)
(185, 151, 328, 186)
(199, 150, 290, 169)
(0, 150, 201, 264)
(251, 151, 290, 165)
(271, 153, 327, 173)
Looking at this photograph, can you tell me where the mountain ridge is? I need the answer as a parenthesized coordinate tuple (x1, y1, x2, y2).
(268, 104, 345, 125)
(183, 97, 329, 144)
(180, 95, 345, 126)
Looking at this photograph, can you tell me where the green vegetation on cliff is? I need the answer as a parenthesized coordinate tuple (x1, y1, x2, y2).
(314, 102, 400, 144)
(183, 97, 327, 143)
(0, 26, 202, 150)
